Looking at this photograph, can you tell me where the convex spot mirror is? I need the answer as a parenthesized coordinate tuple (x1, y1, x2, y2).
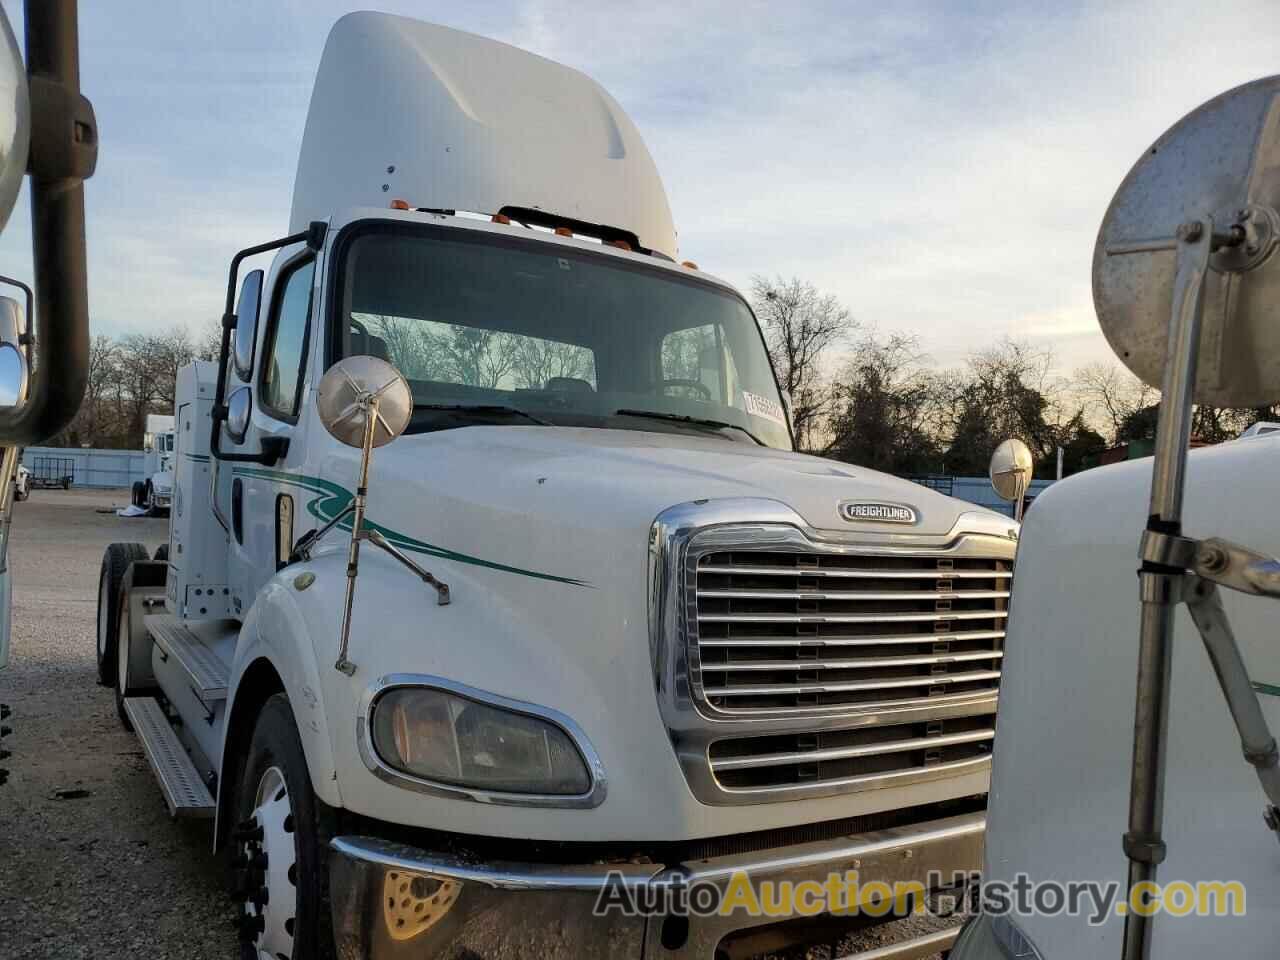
(0, 341, 28, 409)
(232, 269, 263, 382)
(1094, 75, 1280, 407)
(316, 356, 412, 448)
(990, 438, 1033, 504)
(224, 386, 251, 444)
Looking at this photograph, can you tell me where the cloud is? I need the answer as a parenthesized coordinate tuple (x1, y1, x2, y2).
(0, 0, 1275, 377)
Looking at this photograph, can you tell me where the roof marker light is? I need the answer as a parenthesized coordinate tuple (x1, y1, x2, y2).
(554, 227, 573, 237)
(606, 239, 632, 252)
(491, 213, 511, 225)
(681, 260, 699, 270)
(389, 199, 411, 210)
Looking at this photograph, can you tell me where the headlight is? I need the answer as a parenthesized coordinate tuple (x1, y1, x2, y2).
(370, 686, 593, 796)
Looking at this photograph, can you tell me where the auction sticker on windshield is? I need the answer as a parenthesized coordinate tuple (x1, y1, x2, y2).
(743, 391, 786, 426)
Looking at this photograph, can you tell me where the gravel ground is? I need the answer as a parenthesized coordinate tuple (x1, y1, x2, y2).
(0, 488, 960, 960)
(0, 488, 236, 959)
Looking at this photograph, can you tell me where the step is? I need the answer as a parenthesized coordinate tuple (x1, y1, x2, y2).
(145, 614, 231, 701)
(838, 926, 962, 960)
(123, 696, 215, 819)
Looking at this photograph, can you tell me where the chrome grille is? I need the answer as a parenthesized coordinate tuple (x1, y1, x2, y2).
(691, 547, 1010, 796)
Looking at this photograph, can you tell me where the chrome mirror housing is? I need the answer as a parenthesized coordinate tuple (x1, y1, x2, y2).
(224, 385, 251, 444)
(316, 355, 412, 449)
(989, 438, 1033, 521)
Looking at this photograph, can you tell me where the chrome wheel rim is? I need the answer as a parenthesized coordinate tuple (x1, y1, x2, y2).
(96, 571, 109, 661)
(240, 765, 297, 959)
(116, 596, 129, 692)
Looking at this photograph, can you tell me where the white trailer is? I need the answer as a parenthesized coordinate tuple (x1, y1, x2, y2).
(99, 15, 1019, 959)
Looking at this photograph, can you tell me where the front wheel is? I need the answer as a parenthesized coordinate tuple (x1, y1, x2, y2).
(131, 481, 146, 508)
(233, 694, 336, 960)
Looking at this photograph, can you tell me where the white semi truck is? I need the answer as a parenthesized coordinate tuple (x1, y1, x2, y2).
(97, 15, 1020, 959)
(951, 78, 1280, 958)
(133, 412, 175, 512)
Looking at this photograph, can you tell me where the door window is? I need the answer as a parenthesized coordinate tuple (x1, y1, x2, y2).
(261, 259, 315, 419)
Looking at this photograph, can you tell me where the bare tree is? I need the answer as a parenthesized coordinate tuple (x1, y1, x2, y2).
(751, 275, 855, 451)
(1072, 362, 1156, 445)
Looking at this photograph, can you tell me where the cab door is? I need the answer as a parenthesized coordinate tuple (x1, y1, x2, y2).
(226, 248, 318, 613)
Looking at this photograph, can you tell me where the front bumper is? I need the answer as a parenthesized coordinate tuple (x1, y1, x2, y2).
(329, 811, 983, 959)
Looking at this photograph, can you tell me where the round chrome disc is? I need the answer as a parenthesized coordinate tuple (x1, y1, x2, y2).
(243, 766, 297, 960)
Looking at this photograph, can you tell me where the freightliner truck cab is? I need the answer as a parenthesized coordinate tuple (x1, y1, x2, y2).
(97, 14, 1018, 959)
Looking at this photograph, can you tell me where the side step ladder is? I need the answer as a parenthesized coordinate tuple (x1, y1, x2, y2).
(123, 696, 215, 818)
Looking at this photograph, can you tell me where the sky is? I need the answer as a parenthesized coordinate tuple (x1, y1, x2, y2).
(0, 0, 1277, 374)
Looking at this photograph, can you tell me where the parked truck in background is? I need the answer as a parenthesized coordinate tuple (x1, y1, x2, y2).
(96, 14, 1022, 959)
(132, 413, 175, 512)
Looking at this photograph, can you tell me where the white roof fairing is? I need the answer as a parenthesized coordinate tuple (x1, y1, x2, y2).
(290, 13, 678, 258)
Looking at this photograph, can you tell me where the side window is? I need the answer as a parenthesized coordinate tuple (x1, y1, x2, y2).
(261, 260, 315, 419)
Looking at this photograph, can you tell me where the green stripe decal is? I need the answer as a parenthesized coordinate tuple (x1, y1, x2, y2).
(186, 453, 210, 463)
(231, 467, 588, 587)
(1253, 681, 1280, 698)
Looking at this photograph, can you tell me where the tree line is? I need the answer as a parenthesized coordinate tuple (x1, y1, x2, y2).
(45, 277, 1278, 478)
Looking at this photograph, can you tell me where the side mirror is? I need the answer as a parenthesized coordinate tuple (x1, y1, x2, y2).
(0, 342, 28, 409)
(316, 356, 412, 448)
(224, 386, 252, 444)
(0, 12, 29, 237)
(0, 296, 23, 346)
(989, 438, 1033, 522)
(232, 269, 263, 382)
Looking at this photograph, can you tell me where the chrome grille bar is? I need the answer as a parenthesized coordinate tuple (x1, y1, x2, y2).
(698, 588, 1011, 601)
(712, 728, 996, 771)
(702, 670, 1003, 698)
(698, 629, 1006, 648)
(699, 610, 1009, 624)
(702, 650, 1004, 672)
(697, 565, 1012, 580)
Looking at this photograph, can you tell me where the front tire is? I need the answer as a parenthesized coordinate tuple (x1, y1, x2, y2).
(131, 481, 146, 508)
(96, 543, 148, 686)
(233, 694, 336, 960)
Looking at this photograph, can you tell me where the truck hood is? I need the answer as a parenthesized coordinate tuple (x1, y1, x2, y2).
(360, 425, 1000, 547)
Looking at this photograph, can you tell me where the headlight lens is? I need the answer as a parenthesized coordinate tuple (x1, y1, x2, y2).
(370, 687, 592, 796)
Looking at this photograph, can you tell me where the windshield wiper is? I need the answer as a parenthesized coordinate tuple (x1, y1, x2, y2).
(613, 409, 764, 446)
(414, 403, 552, 426)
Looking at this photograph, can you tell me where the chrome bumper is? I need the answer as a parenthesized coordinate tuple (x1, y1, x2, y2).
(329, 811, 982, 959)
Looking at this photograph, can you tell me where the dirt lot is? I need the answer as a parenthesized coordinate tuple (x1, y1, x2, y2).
(0, 488, 236, 959)
(0, 489, 957, 960)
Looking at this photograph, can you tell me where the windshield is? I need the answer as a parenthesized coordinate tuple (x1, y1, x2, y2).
(333, 224, 792, 450)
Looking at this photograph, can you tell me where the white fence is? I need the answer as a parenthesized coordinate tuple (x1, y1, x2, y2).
(20, 446, 147, 489)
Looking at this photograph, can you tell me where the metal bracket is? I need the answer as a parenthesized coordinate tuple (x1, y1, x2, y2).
(26, 73, 97, 181)
(1183, 576, 1280, 846)
(361, 529, 451, 605)
(1192, 537, 1280, 598)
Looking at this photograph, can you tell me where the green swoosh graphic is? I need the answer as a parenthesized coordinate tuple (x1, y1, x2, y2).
(1253, 681, 1280, 698)
(232, 466, 588, 587)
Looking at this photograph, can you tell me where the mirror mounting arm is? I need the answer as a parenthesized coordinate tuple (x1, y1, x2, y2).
(0, 1, 97, 446)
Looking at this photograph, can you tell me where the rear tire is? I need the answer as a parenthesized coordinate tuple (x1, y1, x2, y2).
(153, 544, 169, 562)
(95, 543, 148, 686)
(233, 694, 337, 960)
